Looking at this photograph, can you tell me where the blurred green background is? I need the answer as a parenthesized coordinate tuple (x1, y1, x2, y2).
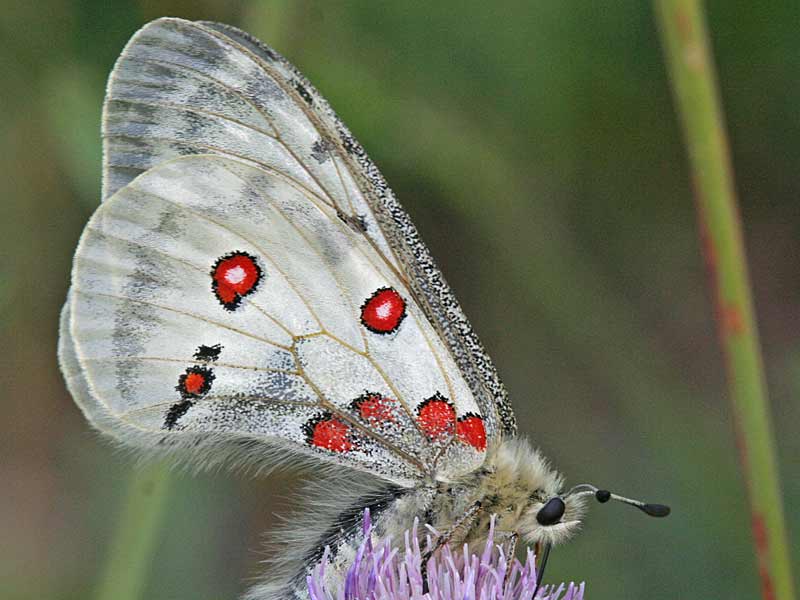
(2, 1, 798, 599)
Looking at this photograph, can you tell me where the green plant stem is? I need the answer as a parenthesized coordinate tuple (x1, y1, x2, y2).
(94, 463, 171, 600)
(655, 2, 795, 599)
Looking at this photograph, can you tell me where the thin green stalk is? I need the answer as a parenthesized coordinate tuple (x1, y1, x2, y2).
(93, 462, 172, 600)
(655, 2, 795, 599)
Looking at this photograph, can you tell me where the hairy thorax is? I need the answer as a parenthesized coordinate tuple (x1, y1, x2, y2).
(386, 437, 585, 548)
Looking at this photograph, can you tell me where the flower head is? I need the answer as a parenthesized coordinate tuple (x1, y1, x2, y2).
(308, 510, 584, 600)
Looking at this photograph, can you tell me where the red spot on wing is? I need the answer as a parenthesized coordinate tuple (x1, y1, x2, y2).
(211, 251, 262, 310)
(457, 413, 487, 451)
(176, 366, 214, 398)
(417, 394, 455, 437)
(183, 372, 206, 395)
(352, 393, 396, 424)
(304, 413, 353, 453)
(360, 287, 406, 334)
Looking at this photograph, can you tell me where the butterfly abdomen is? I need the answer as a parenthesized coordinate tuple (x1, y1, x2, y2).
(246, 477, 422, 600)
(299, 484, 408, 570)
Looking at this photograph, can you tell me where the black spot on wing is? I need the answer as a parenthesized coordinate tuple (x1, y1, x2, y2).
(310, 138, 333, 164)
(290, 79, 313, 106)
(194, 343, 223, 362)
(340, 131, 359, 156)
(336, 209, 368, 233)
(175, 365, 215, 399)
(164, 400, 193, 430)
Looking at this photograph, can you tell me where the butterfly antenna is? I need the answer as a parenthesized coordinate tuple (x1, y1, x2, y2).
(565, 483, 671, 517)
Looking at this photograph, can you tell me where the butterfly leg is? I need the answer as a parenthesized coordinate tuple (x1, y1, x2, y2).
(498, 529, 519, 558)
(495, 530, 519, 586)
(427, 500, 482, 556)
(420, 501, 482, 593)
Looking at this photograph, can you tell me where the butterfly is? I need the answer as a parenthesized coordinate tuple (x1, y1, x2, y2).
(58, 18, 669, 600)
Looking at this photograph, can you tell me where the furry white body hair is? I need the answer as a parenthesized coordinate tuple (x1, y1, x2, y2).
(245, 438, 586, 600)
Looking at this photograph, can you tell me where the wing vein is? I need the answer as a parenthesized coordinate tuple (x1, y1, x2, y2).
(286, 343, 427, 474)
(216, 160, 454, 434)
(72, 287, 292, 352)
(119, 53, 347, 216)
(81, 355, 300, 376)
(85, 223, 298, 339)
(125, 184, 327, 331)
(105, 131, 337, 208)
(214, 160, 368, 352)
(329, 151, 357, 215)
(121, 394, 318, 418)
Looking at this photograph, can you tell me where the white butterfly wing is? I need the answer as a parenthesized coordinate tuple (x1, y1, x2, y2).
(66, 154, 487, 484)
(63, 17, 513, 485)
(106, 17, 514, 435)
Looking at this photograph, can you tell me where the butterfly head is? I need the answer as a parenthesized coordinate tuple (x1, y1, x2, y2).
(517, 485, 671, 549)
(519, 481, 670, 593)
(490, 439, 586, 547)
(492, 439, 670, 548)
(518, 486, 588, 547)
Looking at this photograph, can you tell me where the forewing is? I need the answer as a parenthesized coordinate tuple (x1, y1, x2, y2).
(100, 18, 515, 447)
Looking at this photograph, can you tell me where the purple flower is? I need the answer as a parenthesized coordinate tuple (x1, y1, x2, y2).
(307, 510, 585, 600)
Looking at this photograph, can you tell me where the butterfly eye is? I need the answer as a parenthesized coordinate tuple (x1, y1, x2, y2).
(536, 497, 566, 526)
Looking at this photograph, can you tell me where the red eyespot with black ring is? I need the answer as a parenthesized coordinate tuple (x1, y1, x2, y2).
(416, 393, 456, 438)
(303, 412, 353, 453)
(360, 287, 406, 334)
(351, 392, 397, 425)
(176, 365, 214, 399)
(456, 413, 487, 451)
(211, 251, 262, 310)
